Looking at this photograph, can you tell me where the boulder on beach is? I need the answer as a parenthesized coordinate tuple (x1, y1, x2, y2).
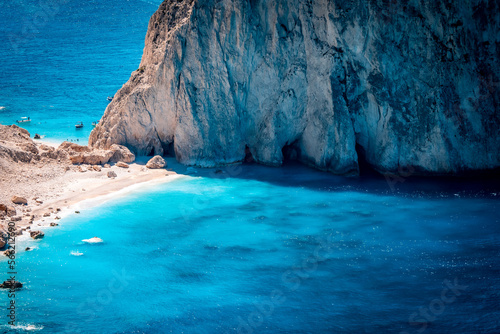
(109, 144, 135, 163)
(50, 222, 59, 227)
(107, 171, 117, 178)
(11, 196, 27, 205)
(82, 237, 103, 244)
(116, 161, 129, 168)
(0, 280, 23, 289)
(30, 231, 44, 240)
(6, 206, 16, 217)
(146, 155, 167, 169)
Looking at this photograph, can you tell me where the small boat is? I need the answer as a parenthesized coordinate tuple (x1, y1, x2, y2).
(92, 121, 99, 127)
(107, 96, 113, 101)
(70, 250, 84, 256)
(75, 122, 84, 129)
(16, 117, 31, 123)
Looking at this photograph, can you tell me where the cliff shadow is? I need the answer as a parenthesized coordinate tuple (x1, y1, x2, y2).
(161, 157, 500, 198)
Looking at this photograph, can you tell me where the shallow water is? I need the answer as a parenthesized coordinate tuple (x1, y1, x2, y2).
(2, 163, 499, 333)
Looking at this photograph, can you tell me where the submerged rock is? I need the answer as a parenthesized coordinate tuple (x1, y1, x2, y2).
(0, 280, 22, 289)
(89, 0, 500, 176)
(146, 155, 167, 169)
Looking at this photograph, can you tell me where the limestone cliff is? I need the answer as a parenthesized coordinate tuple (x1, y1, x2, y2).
(89, 0, 500, 175)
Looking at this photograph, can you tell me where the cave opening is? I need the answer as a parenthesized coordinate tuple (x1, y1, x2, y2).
(281, 140, 300, 164)
(161, 140, 176, 157)
(147, 146, 155, 157)
(355, 143, 378, 177)
(244, 145, 255, 163)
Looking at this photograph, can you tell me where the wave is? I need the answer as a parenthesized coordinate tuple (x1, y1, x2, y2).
(1, 323, 43, 331)
(82, 237, 103, 244)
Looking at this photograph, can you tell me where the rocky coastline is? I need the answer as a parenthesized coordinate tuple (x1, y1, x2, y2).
(0, 123, 175, 254)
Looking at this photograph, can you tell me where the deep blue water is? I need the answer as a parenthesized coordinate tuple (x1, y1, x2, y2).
(0, 0, 162, 143)
(1, 1, 500, 333)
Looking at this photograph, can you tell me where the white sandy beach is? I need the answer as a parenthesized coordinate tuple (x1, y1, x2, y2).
(0, 130, 186, 242)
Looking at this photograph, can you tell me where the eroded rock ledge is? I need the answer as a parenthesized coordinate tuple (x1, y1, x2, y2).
(90, 0, 500, 176)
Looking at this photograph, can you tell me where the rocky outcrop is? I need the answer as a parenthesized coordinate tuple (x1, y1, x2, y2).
(58, 142, 135, 165)
(90, 0, 500, 175)
(146, 155, 167, 169)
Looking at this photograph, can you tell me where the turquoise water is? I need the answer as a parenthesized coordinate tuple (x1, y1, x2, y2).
(0, 0, 162, 144)
(1, 1, 500, 333)
(2, 163, 500, 333)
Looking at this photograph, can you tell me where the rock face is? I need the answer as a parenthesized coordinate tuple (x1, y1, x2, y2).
(146, 155, 167, 169)
(89, 0, 500, 175)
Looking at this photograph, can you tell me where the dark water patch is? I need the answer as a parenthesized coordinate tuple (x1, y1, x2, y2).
(224, 245, 255, 254)
(185, 161, 500, 200)
(176, 271, 207, 282)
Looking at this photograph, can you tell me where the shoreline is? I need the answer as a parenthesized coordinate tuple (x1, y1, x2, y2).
(0, 133, 188, 252)
(14, 168, 188, 248)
